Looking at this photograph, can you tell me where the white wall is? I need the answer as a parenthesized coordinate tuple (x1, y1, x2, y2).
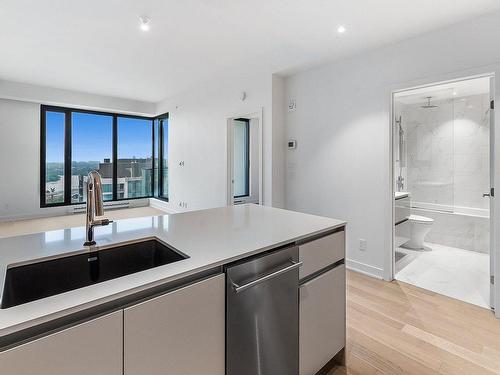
(155, 71, 284, 212)
(0, 81, 155, 220)
(249, 118, 260, 204)
(0, 99, 41, 219)
(0, 80, 156, 116)
(272, 76, 286, 208)
(284, 12, 500, 291)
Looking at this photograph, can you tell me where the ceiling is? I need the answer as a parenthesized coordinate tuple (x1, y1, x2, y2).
(1, 0, 499, 102)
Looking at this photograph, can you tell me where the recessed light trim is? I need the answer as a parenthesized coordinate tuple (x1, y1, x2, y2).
(337, 25, 346, 34)
(139, 16, 150, 31)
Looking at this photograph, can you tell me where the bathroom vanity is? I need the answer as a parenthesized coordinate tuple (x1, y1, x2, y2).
(395, 192, 411, 247)
(0, 204, 346, 375)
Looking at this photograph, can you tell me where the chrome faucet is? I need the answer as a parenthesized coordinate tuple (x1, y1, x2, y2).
(84, 171, 112, 247)
(396, 175, 405, 191)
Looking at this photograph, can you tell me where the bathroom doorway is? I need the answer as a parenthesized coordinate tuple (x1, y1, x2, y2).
(391, 75, 495, 309)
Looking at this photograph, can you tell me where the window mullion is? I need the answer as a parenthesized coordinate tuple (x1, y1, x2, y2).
(151, 120, 155, 197)
(159, 119, 164, 198)
(64, 110, 72, 205)
(112, 115, 118, 201)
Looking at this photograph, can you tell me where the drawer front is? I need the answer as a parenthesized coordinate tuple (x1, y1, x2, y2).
(395, 196, 410, 224)
(299, 265, 346, 375)
(299, 231, 345, 279)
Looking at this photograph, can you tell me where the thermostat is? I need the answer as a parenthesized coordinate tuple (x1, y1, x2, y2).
(287, 140, 297, 149)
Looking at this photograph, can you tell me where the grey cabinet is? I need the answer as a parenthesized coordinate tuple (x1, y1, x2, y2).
(0, 311, 123, 375)
(123, 274, 225, 375)
(300, 264, 346, 375)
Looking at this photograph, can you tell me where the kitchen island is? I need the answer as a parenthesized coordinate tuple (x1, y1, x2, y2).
(0, 204, 346, 375)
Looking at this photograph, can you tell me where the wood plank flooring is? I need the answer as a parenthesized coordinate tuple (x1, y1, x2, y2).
(328, 270, 500, 375)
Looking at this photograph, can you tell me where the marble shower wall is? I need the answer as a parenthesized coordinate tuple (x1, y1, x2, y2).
(401, 93, 490, 210)
(403, 97, 454, 208)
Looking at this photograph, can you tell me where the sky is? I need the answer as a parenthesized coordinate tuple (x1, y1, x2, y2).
(45, 111, 158, 163)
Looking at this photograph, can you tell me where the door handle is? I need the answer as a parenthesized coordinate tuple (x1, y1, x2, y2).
(483, 193, 491, 197)
(230, 260, 303, 294)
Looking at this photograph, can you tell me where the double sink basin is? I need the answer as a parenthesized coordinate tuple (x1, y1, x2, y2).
(1, 239, 188, 309)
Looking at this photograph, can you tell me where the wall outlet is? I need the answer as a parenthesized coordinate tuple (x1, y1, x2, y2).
(288, 98, 297, 112)
(359, 239, 367, 251)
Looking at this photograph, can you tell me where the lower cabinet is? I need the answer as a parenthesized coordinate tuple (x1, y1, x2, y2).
(123, 274, 226, 375)
(299, 264, 346, 375)
(0, 311, 123, 375)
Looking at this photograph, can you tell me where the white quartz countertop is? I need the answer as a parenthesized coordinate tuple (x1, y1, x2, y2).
(0, 204, 345, 337)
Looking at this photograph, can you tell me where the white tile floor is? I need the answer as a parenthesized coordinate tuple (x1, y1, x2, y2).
(395, 242, 491, 309)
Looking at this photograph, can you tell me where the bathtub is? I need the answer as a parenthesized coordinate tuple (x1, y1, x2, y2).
(411, 201, 489, 218)
(397, 201, 489, 254)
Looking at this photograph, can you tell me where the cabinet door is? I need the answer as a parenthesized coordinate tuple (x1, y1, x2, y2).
(124, 274, 225, 375)
(300, 265, 346, 375)
(0, 311, 123, 375)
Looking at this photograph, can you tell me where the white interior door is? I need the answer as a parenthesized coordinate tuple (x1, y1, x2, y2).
(490, 76, 496, 310)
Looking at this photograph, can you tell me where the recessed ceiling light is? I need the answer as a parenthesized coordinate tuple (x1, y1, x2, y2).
(337, 25, 346, 34)
(453, 91, 457, 96)
(139, 16, 150, 31)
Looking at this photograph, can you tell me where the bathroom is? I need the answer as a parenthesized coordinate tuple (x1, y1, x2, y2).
(393, 76, 493, 308)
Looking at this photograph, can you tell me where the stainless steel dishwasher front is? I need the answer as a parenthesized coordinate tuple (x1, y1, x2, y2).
(226, 245, 300, 375)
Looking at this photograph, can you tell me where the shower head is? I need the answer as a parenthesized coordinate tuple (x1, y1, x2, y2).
(421, 96, 438, 109)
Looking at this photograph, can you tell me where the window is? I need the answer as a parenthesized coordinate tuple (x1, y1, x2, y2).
(233, 118, 250, 198)
(40, 106, 167, 207)
(117, 117, 153, 199)
(71, 112, 113, 203)
(42, 111, 66, 205)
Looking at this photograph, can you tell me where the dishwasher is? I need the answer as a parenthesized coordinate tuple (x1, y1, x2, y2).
(226, 245, 301, 375)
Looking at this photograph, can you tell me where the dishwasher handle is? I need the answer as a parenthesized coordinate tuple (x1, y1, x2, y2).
(230, 259, 303, 294)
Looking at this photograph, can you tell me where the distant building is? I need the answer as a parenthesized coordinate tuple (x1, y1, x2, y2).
(70, 158, 153, 202)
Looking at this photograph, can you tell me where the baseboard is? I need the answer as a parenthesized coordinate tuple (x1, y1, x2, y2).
(346, 259, 384, 279)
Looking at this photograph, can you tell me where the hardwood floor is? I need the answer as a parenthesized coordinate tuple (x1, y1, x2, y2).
(328, 270, 500, 375)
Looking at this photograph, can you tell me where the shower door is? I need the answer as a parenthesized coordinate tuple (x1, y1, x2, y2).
(403, 88, 455, 211)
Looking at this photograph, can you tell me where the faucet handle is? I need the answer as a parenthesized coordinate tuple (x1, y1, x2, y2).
(95, 218, 113, 226)
(102, 219, 113, 226)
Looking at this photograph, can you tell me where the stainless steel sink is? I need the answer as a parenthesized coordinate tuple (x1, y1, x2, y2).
(1, 239, 188, 309)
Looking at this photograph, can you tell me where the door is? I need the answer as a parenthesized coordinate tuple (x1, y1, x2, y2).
(490, 75, 496, 309)
(226, 246, 300, 375)
(300, 265, 346, 375)
(123, 274, 225, 375)
(0, 311, 123, 375)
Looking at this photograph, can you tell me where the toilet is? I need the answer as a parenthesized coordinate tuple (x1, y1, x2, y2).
(404, 214, 434, 250)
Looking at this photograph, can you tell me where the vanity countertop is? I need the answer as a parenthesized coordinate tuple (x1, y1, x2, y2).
(0, 204, 345, 337)
(395, 191, 409, 200)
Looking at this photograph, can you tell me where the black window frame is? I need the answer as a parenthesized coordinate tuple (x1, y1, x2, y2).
(40, 105, 168, 208)
(233, 118, 250, 199)
(156, 113, 169, 201)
